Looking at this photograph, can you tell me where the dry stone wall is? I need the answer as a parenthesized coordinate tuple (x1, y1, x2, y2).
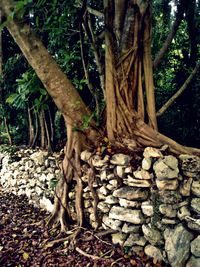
(0, 146, 200, 267)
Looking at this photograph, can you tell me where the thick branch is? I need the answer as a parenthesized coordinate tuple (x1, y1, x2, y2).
(153, 7, 183, 69)
(156, 63, 199, 117)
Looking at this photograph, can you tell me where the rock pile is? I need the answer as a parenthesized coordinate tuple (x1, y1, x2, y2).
(0, 146, 200, 266)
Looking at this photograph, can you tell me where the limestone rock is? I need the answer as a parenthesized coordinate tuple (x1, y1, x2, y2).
(144, 245, 164, 262)
(156, 179, 178, 191)
(143, 147, 163, 158)
(111, 232, 126, 246)
(104, 195, 118, 204)
(30, 151, 48, 165)
(142, 224, 162, 245)
(109, 206, 145, 224)
(99, 185, 109, 196)
(126, 176, 152, 188)
(177, 206, 191, 220)
(192, 180, 200, 197)
(133, 169, 151, 180)
(179, 154, 200, 173)
(191, 198, 200, 214)
(80, 150, 92, 162)
(39, 197, 54, 212)
(116, 166, 125, 178)
(122, 223, 141, 234)
(97, 202, 110, 213)
(110, 154, 131, 165)
(186, 256, 200, 267)
(153, 156, 179, 179)
(159, 204, 177, 218)
(161, 218, 177, 225)
(159, 190, 182, 204)
(113, 187, 149, 200)
(124, 234, 146, 247)
(191, 235, 200, 257)
(142, 158, 152, 170)
(92, 155, 109, 168)
(141, 201, 154, 216)
(102, 215, 122, 231)
(180, 178, 193, 196)
(119, 198, 141, 208)
(164, 224, 194, 267)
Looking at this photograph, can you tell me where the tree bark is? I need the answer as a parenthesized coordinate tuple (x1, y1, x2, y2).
(28, 107, 34, 147)
(4, 117, 12, 145)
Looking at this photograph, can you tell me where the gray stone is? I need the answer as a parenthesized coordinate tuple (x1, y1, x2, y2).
(180, 178, 193, 196)
(110, 154, 131, 165)
(191, 198, 200, 214)
(164, 224, 194, 267)
(102, 215, 122, 231)
(133, 169, 151, 180)
(192, 180, 200, 197)
(122, 223, 141, 234)
(113, 187, 149, 200)
(99, 185, 109, 196)
(125, 167, 132, 173)
(186, 256, 200, 267)
(143, 147, 163, 158)
(156, 179, 178, 190)
(159, 204, 177, 218)
(144, 245, 164, 262)
(161, 218, 177, 225)
(141, 201, 154, 216)
(109, 206, 145, 224)
(126, 176, 152, 188)
(124, 234, 146, 247)
(39, 197, 54, 212)
(179, 154, 200, 173)
(119, 198, 141, 208)
(116, 166, 125, 178)
(177, 206, 191, 220)
(111, 232, 126, 246)
(80, 150, 92, 162)
(142, 158, 152, 170)
(104, 195, 118, 204)
(92, 155, 109, 168)
(142, 224, 162, 245)
(153, 156, 179, 180)
(97, 202, 110, 213)
(30, 151, 48, 165)
(191, 235, 200, 257)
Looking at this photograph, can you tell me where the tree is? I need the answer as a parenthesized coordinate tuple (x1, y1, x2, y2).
(1, 0, 199, 235)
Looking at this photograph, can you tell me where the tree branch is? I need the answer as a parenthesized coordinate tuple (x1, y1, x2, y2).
(75, 2, 104, 18)
(153, 5, 184, 69)
(156, 63, 199, 117)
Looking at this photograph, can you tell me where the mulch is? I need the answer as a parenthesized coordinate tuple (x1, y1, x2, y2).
(0, 190, 165, 267)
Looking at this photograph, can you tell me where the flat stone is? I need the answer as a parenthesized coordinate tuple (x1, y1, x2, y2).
(30, 151, 48, 165)
(142, 158, 152, 170)
(192, 180, 200, 197)
(119, 198, 141, 208)
(133, 169, 152, 180)
(142, 224, 162, 245)
(126, 177, 152, 188)
(102, 215, 122, 231)
(80, 150, 92, 162)
(153, 156, 179, 180)
(124, 234, 146, 247)
(109, 206, 145, 224)
(164, 224, 194, 267)
(191, 235, 200, 257)
(110, 154, 131, 165)
(97, 202, 110, 213)
(104, 195, 118, 204)
(161, 218, 177, 225)
(186, 256, 200, 267)
(122, 223, 141, 234)
(179, 154, 200, 173)
(156, 179, 178, 190)
(143, 147, 163, 158)
(180, 178, 193, 196)
(141, 201, 154, 216)
(92, 155, 109, 168)
(111, 232, 126, 246)
(177, 206, 191, 220)
(144, 245, 164, 262)
(159, 204, 177, 218)
(116, 166, 125, 178)
(113, 187, 149, 200)
(191, 198, 200, 214)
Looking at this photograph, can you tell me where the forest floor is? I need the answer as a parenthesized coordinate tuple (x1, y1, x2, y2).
(0, 189, 164, 267)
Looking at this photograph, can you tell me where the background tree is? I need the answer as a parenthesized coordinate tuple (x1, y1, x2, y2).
(0, 0, 199, 235)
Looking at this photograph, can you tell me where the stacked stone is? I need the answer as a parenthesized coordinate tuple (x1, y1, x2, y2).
(80, 147, 200, 267)
(0, 148, 61, 212)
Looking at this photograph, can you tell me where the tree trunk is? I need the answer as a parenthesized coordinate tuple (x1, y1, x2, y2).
(4, 117, 12, 145)
(43, 110, 52, 151)
(39, 110, 45, 149)
(28, 107, 34, 147)
(32, 109, 39, 147)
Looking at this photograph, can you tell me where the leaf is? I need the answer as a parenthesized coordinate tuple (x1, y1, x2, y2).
(23, 252, 29, 261)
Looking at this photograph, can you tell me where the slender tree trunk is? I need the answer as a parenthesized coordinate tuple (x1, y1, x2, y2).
(44, 110, 52, 151)
(32, 109, 39, 147)
(39, 110, 45, 149)
(48, 107, 54, 145)
(28, 107, 34, 147)
(4, 117, 12, 145)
